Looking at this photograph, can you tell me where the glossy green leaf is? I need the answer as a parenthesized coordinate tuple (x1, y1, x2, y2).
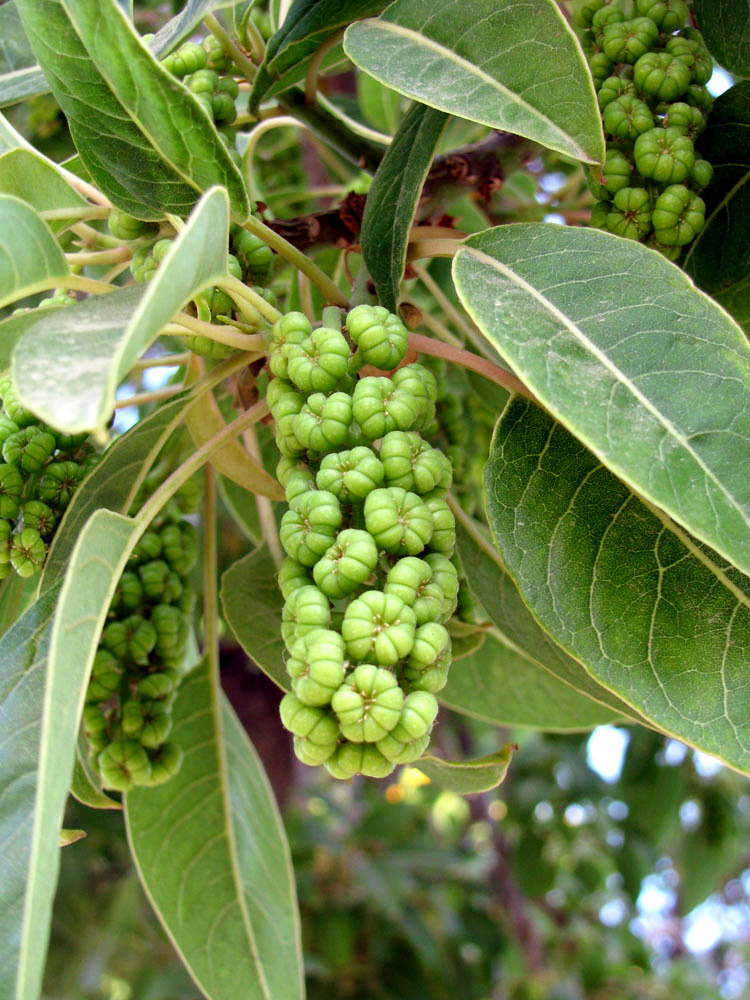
(126, 658, 304, 1000)
(250, 0, 385, 108)
(220, 546, 288, 691)
(454, 224, 750, 578)
(0, 194, 68, 308)
(13, 186, 230, 434)
(0, 585, 59, 1000)
(0, 149, 87, 233)
(452, 509, 641, 720)
(14, 0, 248, 220)
(0, 2, 48, 107)
(684, 82, 750, 332)
(416, 742, 516, 794)
(694, 0, 750, 77)
(361, 102, 448, 312)
(485, 396, 750, 775)
(442, 627, 621, 732)
(344, 0, 604, 164)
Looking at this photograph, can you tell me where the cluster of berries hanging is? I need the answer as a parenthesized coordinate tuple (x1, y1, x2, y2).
(82, 481, 200, 791)
(267, 306, 459, 779)
(0, 369, 98, 580)
(573, 0, 714, 257)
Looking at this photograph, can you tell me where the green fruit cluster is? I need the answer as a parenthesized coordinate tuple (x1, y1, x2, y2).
(83, 480, 200, 792)
(269, 306, 459, 780)
(0, 374, 98, 579)
(574, 0, 714, 256)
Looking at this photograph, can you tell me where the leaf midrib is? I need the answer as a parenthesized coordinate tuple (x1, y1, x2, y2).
(460, 244, 750, 557)
(347, 19, 591, 161)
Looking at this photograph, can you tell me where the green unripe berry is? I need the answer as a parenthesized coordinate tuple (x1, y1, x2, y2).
(151, 603, 189, 664)
(376, 731, 430, 765)
(38, 460, 82, 509)
(287, 327, 350, 394)
(281, 585, 330, 647)
(3, 426, 56, 473)
(652, 185, 705, 245)
(572, 0, 608, 28)
(325, 741, 395, 779)
(280, 692, 339, 743)
(142, 742, 182, 786)
(352, 377, 419, 440)
(633, 51, 690, 101)
(341, 589, 416, 665)
(391, 690, 439, 742)
(269, 313, 312, 380)
(313, 528, 378, 600)
(602, 18, 659, 64)
(188, 68, 219, 95)
(293, 735, 338, 766)
(332, 663, 404, 743)
(691, 159, 713, 189)
(287, 628, 347, 706)
(280, 490, 342, 566)
(588, 53, 614, 90)
(606, 187, 653, 241)
(635, 0, 688, 30)
(137, 672, 177, 701)
(292, 392, 353, 453)
(597, 75, 636, 110)
(364, 487, 433, 555)
(102, 614, 157, 665)
(232, 228, 274, 284)
(590, 201, 610, 230)
(634, 126, 695, 184)
(10, 527, 46, 577)
(115, 570, 144, 610)
(98, 739, 152, 791)
(603, 95, 654, 141)
(278, 557, 312, 599)
(380, 431, 452, 494)
(169, 41, 208, 76)
(108, 208, 147, 241)
(346, 304, 409, 371)
(425, 495, 456, 554)
(316, 446, 385, 502)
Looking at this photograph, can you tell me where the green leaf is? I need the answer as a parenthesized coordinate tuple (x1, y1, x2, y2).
(357, 70, 402, 134)
(454, 224, 750, 579)
(694, 0, 750, 77)
(485, 396, 750, 775)
(416, 742, 516, 794)
(442, 628, 621, 731)
(12, 186, 230, 434)
(0, 572, 38, 639)
(0, 2, 48, 107)
(220, 546, 288, 691)
(58, 828, 86, 847)
(0, 149, 87, 233)
(344, 0, 604, 164)
(452, 509, 641, 720)
(361, 102, 448, 312)
(219, 474, 261, 543)
(0, 194, 68, 308)
(0, 106, 34, 154)
(250, 0, 386, 109)
(0, 585, 59, 1000)
(14, 0, 248, 220)
(684, 82, 750, 332)
(125, 657, 304, 1000)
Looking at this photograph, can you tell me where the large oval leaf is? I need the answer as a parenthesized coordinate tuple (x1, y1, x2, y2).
(15, 0, 248, 220)
(0, 149, 87, 235)
(452, 511, 641, 721)
(13, 187, 230, 434)
(126, 658, 304, 1000)
(0, 586, 60, 1000)
(361, 102, 448, 312)
(485, 396, 750, 775)
(344, 0, 604, 164)
(454, 224, 750, 579)
(0, 1, 48, 107)
(0, 194, 67, 308)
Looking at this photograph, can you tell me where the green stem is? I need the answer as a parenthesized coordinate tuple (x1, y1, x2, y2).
(414, 307, 462, 348)
(170, 313, 266, 351)
(114, 386, 183, 409)
(304, 30, 344, 105)
(65, 247, 130, 267)
(202, 462, 220, 670)
(322, 305, 343, 330)
(240, 214, 350, 308)
(40, 206, 110, 222)
(204, 12, 258, 82)
(136, 399, 269, 528)
(61, 275, 114, 295)
(129, 352, 191, 372)
(220, 273, 283, 323)
(241, 8, 266, 63)
(240, 115, 309, 204)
